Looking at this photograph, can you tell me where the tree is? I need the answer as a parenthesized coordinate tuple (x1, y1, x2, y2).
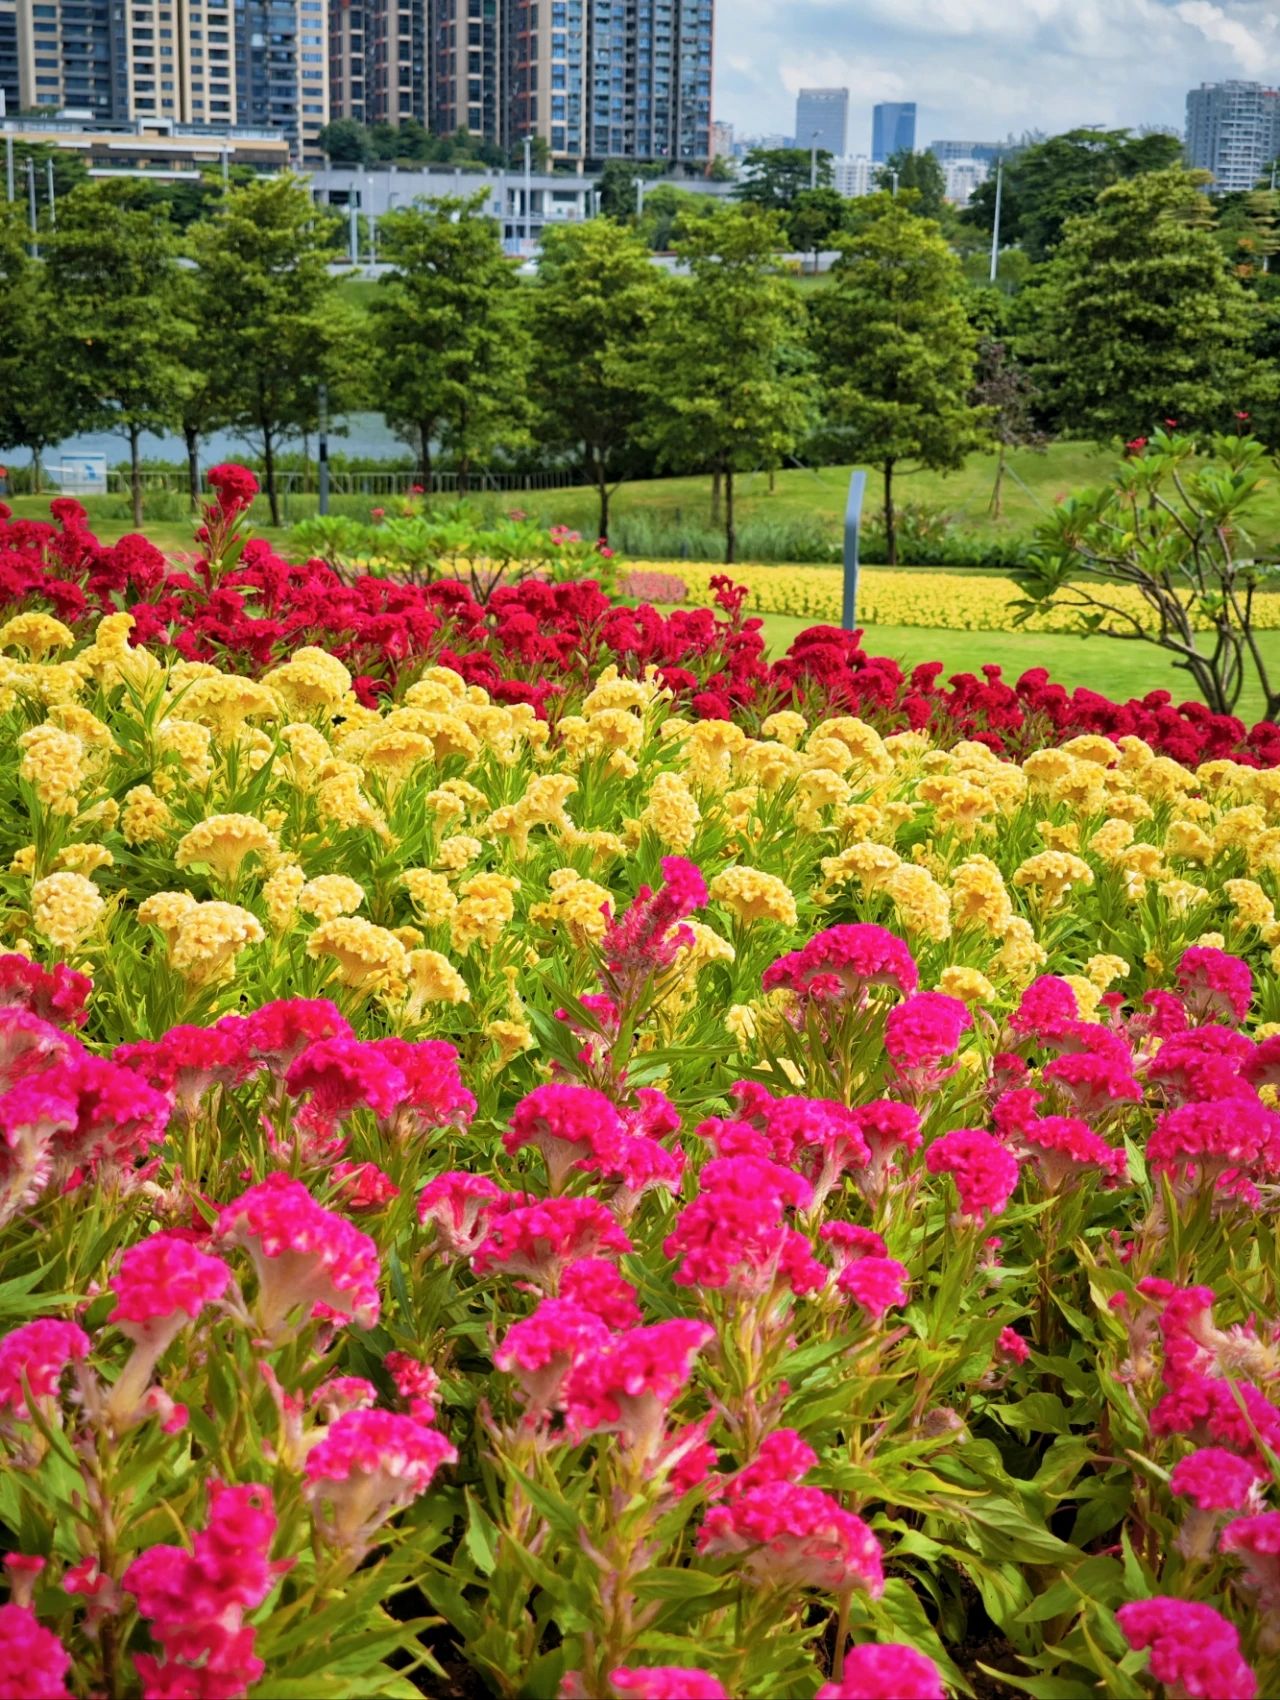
(371, 194, 531, 492)
(971, 338, 1047, 518)
(812, 195, 984, 564)
(962, 127, 1184, 261)
(787, 188, 848, 261)
(1215, 187, 1280, 282)
(876, 149, 946, 219)
(187, 176, 355, 525)
(636, 184, 719, 250)
(733, 148, 830, 211)
(636, 206, 814, 563)
(1029, 169, 1266, 442)
(318, 118, 373, 165)
(598, 160, 667, 221)
(530, 221, 669, 540)
(0, 204, 78, 491)
(44, 181, 191, 526)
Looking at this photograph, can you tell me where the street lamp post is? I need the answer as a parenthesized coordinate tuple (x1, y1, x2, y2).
(989, 158, 1003, 285)
(634, 176, 645, 220)
(524, 135, 533, 250)
(810, 130, 821, 190)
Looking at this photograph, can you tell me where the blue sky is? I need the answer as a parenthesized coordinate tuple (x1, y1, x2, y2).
(713, 0, 1280, 148)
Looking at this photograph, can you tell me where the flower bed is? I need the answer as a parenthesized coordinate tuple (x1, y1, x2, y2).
(2, 475, 1280, 1697)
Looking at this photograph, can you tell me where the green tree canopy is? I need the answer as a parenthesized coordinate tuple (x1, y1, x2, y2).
(530, 220, 669, 540)
(318, 118, 373, 165)
(812, 195, 984, 563)
(1028, 168, 1269, 442)
(371, 194, 531, 492)
(0, 203, 78, 490)
(597, 159, 668, 221)
(636, 205, 814, 562)
(733, 148, 832, 211)
(877, 149, 947, 219)
(187, 175, 355, 524)
(45, 180, 191, 525)
(963, 127, 1184, 260)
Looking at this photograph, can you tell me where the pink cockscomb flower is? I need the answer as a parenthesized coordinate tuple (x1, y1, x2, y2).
(837, 1256, 909, 1322)
(45, 1051, 172, 1176)
(664, 1180, 825, 1299)
(1220, 1512, 1280, 1608)
(1009, 975, 1079, 1042)
(384, 1351, 439, 1421)
(602, 857, 707, 1000)
(217, 1172, 381, 1334)
(0, 1318, 90, 1421)
(1151, 1027, 1256, 1104)
(925, 1129, 1020, 1223)
(472, 1196, 632, 1287)
(503, 1083, 626, 1191)
(0, 1602, 71, 1698)
(738, 1090, 871, 1210)
(560, 1258, 644, 1328)
(726, 1429, 819, 1498)
(494, 1299, 611, 1414)
(205, 462, 260, 514)
(418, 1171, 505, 1258)
(1147, 1098, 1280, 1191)
(995, 1327, 1029, 1365)
(816, 1644, 946, 1700)
(1171, 1448, 1266, 1512)
(1041, 1050, 1141, 1119)
(1117, 1598, 1256, 1700)
(369, 1038, 476, 1132)
(1017, 1115, 1128, 1191)
(851, 1098, 924, 1198)
(107, 1233, 232, 1424)
(820, 1222, 889, 1274)
(242, 998, 353, 1068)
(699, 1479, 884, 1597)
(285, 1037, 409, 1130)
(1177, 947, 1253, 1026)
(0, 1075, 77, 1226)
(610, 1669, 729, 1699)
(330, 1161, 400, 1212)
(303, 1409, 456, 1553)
(562, 1319, 713, 1458)
(885, 992, 971, 1082)
(764, 923, 917, 1006)
(116, 1022, 249, 1117)
(0, 954, 90, 1029)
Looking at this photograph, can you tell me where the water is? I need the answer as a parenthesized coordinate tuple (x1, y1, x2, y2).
(0, 412, 409, 469)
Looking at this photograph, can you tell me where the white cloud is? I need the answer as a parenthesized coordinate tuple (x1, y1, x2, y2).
(1173, 0, 1274, 73)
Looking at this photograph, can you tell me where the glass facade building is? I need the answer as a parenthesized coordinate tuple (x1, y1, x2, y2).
(871, 99, 915, 163)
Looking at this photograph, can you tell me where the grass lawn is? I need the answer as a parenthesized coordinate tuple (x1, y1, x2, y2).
(756, 612, 1280, 724)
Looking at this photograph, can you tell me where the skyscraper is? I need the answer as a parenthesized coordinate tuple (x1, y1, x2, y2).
(1186, 81, 1280, 192)
(0, 0, 19, 116)
(871, 100, 915, 163)
(429, 0, 503, 144)
(235, 0, 330, 158)
(15, 0, 123, 120)
(328, 0, 368, 121)
(585, 0, 712, 164)
(505, 0, 586, 162)
(795, 87, 847, 159)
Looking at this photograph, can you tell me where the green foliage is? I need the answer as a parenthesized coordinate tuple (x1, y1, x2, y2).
(318, 118, 508, 169)
(733, 147, 832, 211)
(962, 127, 1186, 261)
(877, 148, 947, 220)
(371, 195, 531, 493)
(635, 206, 816, 563)
(1016, 427, 1280, 715)
(812, 196, 985, 562)
(787, 187, 849, 256)
(530, 221, 670, 539)
(595, 160, 670, 222)
(186, 175, 356, 525)
(0, 204, 79, 483)
(1027, 169, 1270, 443)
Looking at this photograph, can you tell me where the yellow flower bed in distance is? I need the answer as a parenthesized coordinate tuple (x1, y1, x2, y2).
(655, 564, 1280, 635)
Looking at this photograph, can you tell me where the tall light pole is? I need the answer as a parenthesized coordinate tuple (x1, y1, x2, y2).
(810, 130, 821, 190)
(523, 134, 533, 250)
(25, 156, 37, 257)
(989, 157, 1003, 285)
(45, 156, 56, 228)
(634, 175, 645, 220)
(4, 134, 13, 205)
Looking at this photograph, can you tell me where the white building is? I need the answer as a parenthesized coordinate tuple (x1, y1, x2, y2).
(831, 154, 873, 198)
(942, 156, 990, 207)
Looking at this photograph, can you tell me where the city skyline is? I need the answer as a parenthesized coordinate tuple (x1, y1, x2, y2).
(713, 0, 1280, 148)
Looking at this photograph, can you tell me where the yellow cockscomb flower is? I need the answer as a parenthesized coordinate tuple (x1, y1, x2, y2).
(451, 872, 520, 954)
(31, 871, 104, 951)
(170, 901, 265, 983)
(709, 866, 798, 928)
(307, 916, 408, 989)
(640, 771, 700, 852)
(174, 814, 279, 885)
(17, 724, 84, 816)
(404, 948, 470, 1015)
(121, 785, 174, 847)
(401, 869, 458, 926)
(0, 611, 75, 659)
(262, 647, 352, 715)
(299, 875, 366, 924)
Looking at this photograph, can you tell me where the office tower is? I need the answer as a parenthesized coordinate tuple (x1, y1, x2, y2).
(505, 0, 586, 162)
(871, 100, 915, 162)
(585, 0, 712, 164)
(929, 138, 1002, 165)
(795, 87, 847, 158)
(235, 0, 330, 158)
(0, 0, 18, 116)
(15, 0, 123, 119)
(1186, 81, 1280, 192)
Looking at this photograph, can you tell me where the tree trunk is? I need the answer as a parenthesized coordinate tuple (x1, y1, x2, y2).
(884, 459, 896, 567)
(710, 466, 722, 527)
(264, 430, 280, 528)
(130, 424, 143, 528)
(988, 442, 1006, 520)
(724, 464, 736, 565)
(458, 456, 471, 498)
(418, 423, 433, 485)
(596, 453, 610, 544)
(185, 425, 201, 513)
(31, 449, 42, 495)
(768, 465, 777, 494)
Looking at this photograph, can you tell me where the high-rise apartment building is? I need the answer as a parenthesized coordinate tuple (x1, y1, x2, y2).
(0, 0, 19, 115)
(1186, 80, 1280, 192)
(328, 0, 367, 119)
(795, 87, 846, 158)
(235, 0, 330, 157)
(871, 100, 915, 163)
(118, 0, 237, 124)
(15, 0, 122, 120)
(429, 0, 503, 144)
(585, 0, 711, 164)
(929, 138, 1001, 165)
(505, 0, 586, 161)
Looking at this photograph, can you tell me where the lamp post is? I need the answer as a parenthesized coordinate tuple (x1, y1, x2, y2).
(45, 156, 56, 228)
(634, 175, 646, 220)
(989, 157, 1003, 285)
(524, 134, 533, 250)
(810, 130, 821, 190)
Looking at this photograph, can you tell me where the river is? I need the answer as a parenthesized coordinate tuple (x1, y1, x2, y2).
(1, 412, 409, 468)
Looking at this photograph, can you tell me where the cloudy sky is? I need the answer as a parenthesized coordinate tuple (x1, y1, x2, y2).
(714, 0, 1280, 149)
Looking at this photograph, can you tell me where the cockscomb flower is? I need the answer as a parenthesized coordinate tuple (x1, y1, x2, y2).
(852, 1098, 924, 1198)
(418, 1171, 505, 1258)
(664, 1188, 825, 1299)
(738, 1091, 871, 1209)
(330, 1161, 400, 1212)
(1117, 1598, 1256, 1700)
(1017, 1115, 1128, 1191)
(1220, 1512, 1280, 1609)
(560, 1258, 644, 1328)
(303, 1409, 456, 1553)
(205, 462, 259, 514)
(383, 1352, 439, 1421)
(1147, 1099, 1280, 1190)
(116, 1021, 249, 1117)
(1009, 976, 1079, 1042)
(44, 1050, 172, 1176)
(368, 1037, 476, 1132)
(0, 1008, 74, 1085)
(820, 1222, 889, 1273)
(471, 1197, 633, 1287)
(1177, 947, 1253, 1026)
(996, 1327, 1029, 1365)
(0, 1075, 76, 1226)
(1151, 1373, 1280, 1468)
(0, 1602, 71, 1698)
(601, 856, 708, 998)
(925, 1129, 1020, 1223)
(838, 1256, 910, 1322)
(885, 991, 972, 1075)
(763, 922, 918, 1005)
(1041, 1051, 1141, 1119)
(495, 1298, 611, 1414)
(311, 1376, 379, 1418)
(0, 1319, 90, 1421)
(217, 1173, 381, 1334)
(699, 1479, 885, 1597)
(0, 954, 90, 1028)
(241, 998, 353, 1068)
(1171, 1448, 1265, 1512)
(562, 1318, 714, 1458)
(1148, 1027, 1256, 1105)
(285, 1037, 409, 1131)
(610, 1669, 729, 1699)
(107, 1233, 232, 1420)
(816, 1644, 947, 1700)
(503, 1083, 627, 1191)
